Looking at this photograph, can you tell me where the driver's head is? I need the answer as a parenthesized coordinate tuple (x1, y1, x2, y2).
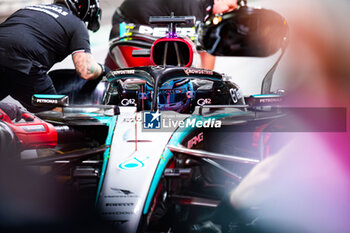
(158, 79, 195, 113)
(212, 0, 238, 14)
(54, 0, 102, 32)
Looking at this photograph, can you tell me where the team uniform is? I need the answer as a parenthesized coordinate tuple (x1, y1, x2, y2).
(0, 4, 91, 112)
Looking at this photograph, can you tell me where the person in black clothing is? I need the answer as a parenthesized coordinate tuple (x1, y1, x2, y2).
(107, 0, 238, 70)
(113, 0, 238, 25)
(0, 0, 108, 112)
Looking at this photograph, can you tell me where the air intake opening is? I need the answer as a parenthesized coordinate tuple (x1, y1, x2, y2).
(152, 41, 191, 66)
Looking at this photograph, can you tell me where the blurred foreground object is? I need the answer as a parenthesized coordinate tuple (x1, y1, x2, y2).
(199, 6, 288, 57)
(0, 102, 23, 121)
(229, 0, 350, 232)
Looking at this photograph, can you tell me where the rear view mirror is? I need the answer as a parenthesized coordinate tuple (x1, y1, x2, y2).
(199, 7, 288, 57)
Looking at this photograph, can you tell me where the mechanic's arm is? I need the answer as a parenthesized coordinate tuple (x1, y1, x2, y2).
(72, 52, 102, 80)
(199, 51, 216, 70)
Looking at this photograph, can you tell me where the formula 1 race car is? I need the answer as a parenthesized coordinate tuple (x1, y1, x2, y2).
(0, 4, 288, 233)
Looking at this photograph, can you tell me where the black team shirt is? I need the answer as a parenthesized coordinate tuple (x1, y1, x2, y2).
(0, 4, 91, 74)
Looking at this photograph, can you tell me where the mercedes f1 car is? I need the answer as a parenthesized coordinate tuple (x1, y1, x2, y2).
(0, 4, 288, 233)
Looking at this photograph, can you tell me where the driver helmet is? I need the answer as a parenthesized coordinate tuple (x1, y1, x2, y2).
(157, 79, 195, 113)
(54, 0, 102, 32)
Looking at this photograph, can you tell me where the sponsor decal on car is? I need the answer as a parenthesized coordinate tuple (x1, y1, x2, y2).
(197, 98, 212, 106)
(184, 69, 214, 76)
(119, 155, 151, 170)
(139, 25, 196, 39)
(187, 132, 204, 149)
(112, 70, 135, 75)
(121, 98, 136, 106)
(230, 88, 242, 103)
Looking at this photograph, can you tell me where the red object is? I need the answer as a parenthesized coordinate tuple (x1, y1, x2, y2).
(0, 109, 57, 150)
(106, 36, 195, 69)
(105, 53, 119, 70)
(107, 45, 153, 69)
(120, 46, 153, 67)
(150, 37, 194, 67)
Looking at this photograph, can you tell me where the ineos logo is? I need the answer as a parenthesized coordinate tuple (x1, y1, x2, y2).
(197, 98, 212, 106)
(121, 98, 136, 106)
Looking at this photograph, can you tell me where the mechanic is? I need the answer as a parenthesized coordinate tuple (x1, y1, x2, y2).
(106, 0, 239, 70)
(0, 0, 109, 113)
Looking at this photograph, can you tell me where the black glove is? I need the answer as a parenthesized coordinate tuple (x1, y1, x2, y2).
(0, 102, 23, 122)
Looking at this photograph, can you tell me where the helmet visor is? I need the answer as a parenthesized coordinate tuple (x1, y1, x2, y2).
(158, 89, 188, 105)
